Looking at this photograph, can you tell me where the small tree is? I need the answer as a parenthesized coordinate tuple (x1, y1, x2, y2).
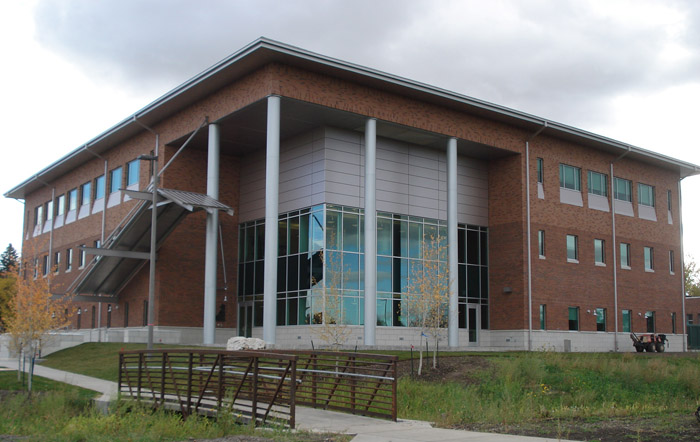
(0, 265, 17, 331)
(314, 249, 352, 350)
(405, 234, 450, 375)
(0, 243, 19, 274)
(685, 256, 700, 297)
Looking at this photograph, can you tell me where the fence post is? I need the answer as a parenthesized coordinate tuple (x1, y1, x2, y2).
(392, 356, 398, 421)
(289, 358, 297, 429)
(118, 352, 123, 398)
(311, 353, 317, 407)
(187, 352, 194, 417)
(217, 354, 224, 410)
(137, 352, 143, 400)
(160, 352, 166, 406)
(252, 356, 259, 427)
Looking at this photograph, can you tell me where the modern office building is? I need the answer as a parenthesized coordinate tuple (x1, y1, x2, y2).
(6, 38, 698, 351)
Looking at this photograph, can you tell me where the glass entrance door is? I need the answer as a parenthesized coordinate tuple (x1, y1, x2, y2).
(238, 303, 253, 337)
(468, 304, 479, 343)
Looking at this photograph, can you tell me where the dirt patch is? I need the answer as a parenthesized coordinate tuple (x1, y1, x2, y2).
(396, 355, 492, 384)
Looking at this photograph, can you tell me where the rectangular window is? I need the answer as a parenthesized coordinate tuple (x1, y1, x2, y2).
(42, 255, 49, 276)
(568, 307, 579, 331)
(669, 250, 675, 274)
(539, 304, 546, 330)
(81, 182, 91, 206)
(45, 200, 54, 221)
(672, 312, 676, 334)
(68, 188, 78, 211)
(595, 308, 606, 331)
(536, 158, 543, 183)
(620, 243, 631, 268)
(538, 230, 545, 257)
(587, 171, 608, 196)
(644, 247, 654, 271)
(566, 234, 578, 261)
(79, 244, 86, 268)
(645, 311, 655, 333)
(127, 159, 140, 186)
(110, 166, 122, 193)
(667, 190, 672, 212)
(95, 175, 106, 200)
(559, 164, 581, 191)
(594, 239, 605, 265)
(614, 177, 632, 202)
(688, 314, 694, 325)
(34, 205, 43, 226)
(56, 194, 65, 216)
(638, 183, 655, 207)
(66, 248, 73, 271)
(622, 309, 631, 332)
(53, 251, 60, 274)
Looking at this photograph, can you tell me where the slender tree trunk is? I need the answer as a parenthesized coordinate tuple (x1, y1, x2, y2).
(418, 334, 424, 376)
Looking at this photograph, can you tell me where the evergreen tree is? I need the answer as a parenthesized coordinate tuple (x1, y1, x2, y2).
(0, 243, 19, 273)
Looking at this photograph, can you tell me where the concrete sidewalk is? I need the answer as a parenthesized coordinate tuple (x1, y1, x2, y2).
(0, 358, 576, 442)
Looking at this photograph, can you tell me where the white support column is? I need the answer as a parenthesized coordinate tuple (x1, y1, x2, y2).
(363, 118, 377, 346)
(203, 123, 220, 345)
(447, 137, 459, 347)
(263, 95, 281, 345)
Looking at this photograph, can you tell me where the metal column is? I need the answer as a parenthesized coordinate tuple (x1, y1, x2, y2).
(263, 96, 281, 345)
(447, 137, 459, 347)
(363, 118, 377, 346)
(203, 123, 220, 345)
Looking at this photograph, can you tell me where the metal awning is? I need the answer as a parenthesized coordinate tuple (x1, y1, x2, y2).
(70, 188, 233, 295)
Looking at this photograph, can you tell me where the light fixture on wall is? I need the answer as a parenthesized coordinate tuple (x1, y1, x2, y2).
(503, 287, 512, 294)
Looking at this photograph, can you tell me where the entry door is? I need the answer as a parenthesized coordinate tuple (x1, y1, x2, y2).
(238, 303, 253, 338)
(468, 304, 479, 343)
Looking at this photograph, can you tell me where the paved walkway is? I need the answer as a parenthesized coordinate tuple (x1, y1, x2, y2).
(0, 358, 575, 442)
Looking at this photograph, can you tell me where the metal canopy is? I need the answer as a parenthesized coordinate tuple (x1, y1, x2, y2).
(71, 188, 233, 295)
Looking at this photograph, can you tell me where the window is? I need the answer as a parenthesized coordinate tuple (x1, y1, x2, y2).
(45, 200, 54, 221)
(95, 175, 106, 200)
(688, 314, 694, 325)
(587, 171, 608, 196)
(568, 307, 579, 331)
(110, 167, 122, 193)
(107, 304, 112, 328)
(669, 250, 675, 274)
(539, 304, 546, 330)
(672, 312, 677, 334)
(595, 308, 606, 331)
(594, 239, 605, 265)
(645, 311, 655, 333)
(538, 230, 545, 257)
(559, 164, 581, 191)
(143, 300, 148, 326)
(638, 183, 655, 207)
(56, 194, 65, 216)
(124, 302, 129, 328)
(620, 243, 631, 268)
(127, 159, 140, 186)
(78, 244, 86, 268)
(614, 177, 632, 202)
(566, 234, 578, 261)
(622, 310, 631, 332)
(91, 306, 96, 328)
(644, 247, 654, 271)
(66, 248, 73, 272)
(53, 251, 60, 274)
(81, 182, 91, 206)
(42, 255, 49, 276)
(536, 158, 543, 183)
(34, 205, 43, 226)
(667, 190, 672, 212)
(68, 189, 78, 211)
(33, 258, 38, 279)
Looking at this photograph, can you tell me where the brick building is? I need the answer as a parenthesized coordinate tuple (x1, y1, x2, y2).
(5, 38, 699, 351)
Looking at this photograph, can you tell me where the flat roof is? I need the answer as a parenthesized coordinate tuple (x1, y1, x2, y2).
(6, 37, 699, 199)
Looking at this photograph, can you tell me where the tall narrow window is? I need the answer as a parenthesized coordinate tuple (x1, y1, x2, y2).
(614, 177, 632, 202)
(672, 312, 676, 334)
(568, 307, 579, 331)
(566, 234, 578, 262)
(143, 300, 149, 326)
(595, 308, 606, 331)
(81, 182, 91, 206)
(536, 158, 544, 183)
(42, 255, 49, 276)
(594, 239, 605, 265)
(56, 194, 65, 216)
(79, 244, 86, 268)
(45, 200, 54, 222)
(35, 205, 43, 226)
(638, 183, 655, 207)
(110, 167, 122, 193)
(539, 304, 546, 330)
(645, 311, 655, 333)
(127, 160, 140, 186)
(667, 190, 672, 212)
(620, 243, 631, 268)
(587, 171, 608, 196)
(644, 247, 654, 271)
(68, 188, 78, 211)
(538, 230, 545, 258)
(95, 175, 106, 200)
(124, 302, 129, 328)
(66, 248, 73, 271)
(622, 310, 631, 332)
(559, 164, 581, 191)
(669, 250, 675, 274)
(53, 251, 60, 274)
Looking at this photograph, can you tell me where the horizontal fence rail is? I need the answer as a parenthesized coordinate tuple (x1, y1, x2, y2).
(118, 349, 398, 427)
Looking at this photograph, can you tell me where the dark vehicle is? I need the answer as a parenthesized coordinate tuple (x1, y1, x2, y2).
(630, 332, 667, 352)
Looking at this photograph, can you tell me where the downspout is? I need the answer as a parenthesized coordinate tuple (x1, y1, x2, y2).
(610, 145, 631, 352)
(526, 121, 547, 351)
(679, 174, 690, 352)
(85, 146, 108, 339)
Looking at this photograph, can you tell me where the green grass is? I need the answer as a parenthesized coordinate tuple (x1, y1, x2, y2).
(0, 371, 98, 399)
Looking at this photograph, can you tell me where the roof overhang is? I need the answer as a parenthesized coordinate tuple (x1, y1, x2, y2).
(6, 37, 700, 200)
(69, 188, 232, 295)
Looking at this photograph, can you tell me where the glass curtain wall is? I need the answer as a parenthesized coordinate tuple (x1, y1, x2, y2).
(238, 204, 489, 329)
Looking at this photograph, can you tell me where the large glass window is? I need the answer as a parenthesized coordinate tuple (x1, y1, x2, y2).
(559, 164, 581, 191)
(568, 307, 579, 331)
(127, 159, 140, 186)
(587, 171, 608, 196)
(594, 239, 605, 265)
(638, 183, 654, 207)
(566, 234, 578, 261)
(614, 177, 632, 202)
(110, 167, 122, 193)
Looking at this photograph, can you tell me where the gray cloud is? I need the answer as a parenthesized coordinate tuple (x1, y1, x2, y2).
(33, 0, 700, 132)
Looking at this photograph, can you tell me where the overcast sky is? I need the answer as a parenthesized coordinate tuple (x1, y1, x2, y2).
(1, 0, 699, 261)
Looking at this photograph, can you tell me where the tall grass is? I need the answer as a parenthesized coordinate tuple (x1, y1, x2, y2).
(399, 351, 700, 427)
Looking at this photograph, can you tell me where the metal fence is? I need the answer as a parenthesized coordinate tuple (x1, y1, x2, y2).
(118, 349, 398, 428)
